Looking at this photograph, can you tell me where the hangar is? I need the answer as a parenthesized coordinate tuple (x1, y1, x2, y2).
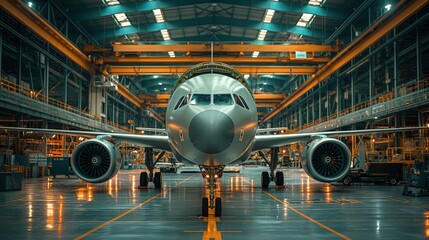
(0, 0, 428, 239)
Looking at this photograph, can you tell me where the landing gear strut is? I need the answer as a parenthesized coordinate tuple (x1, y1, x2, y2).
(258, 147, 284, 188)
(200, 165, 224, 217)
(139, 148, 164, 189)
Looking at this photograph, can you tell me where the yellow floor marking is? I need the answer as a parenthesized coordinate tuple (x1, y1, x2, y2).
(74, 173, 196, 240)
(263, 191, 352, 240)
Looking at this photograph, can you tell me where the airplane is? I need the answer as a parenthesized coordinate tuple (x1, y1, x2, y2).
(0, 62, 427, 217)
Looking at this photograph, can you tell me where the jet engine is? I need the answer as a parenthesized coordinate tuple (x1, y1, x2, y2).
(71, 138, 121, 183)
(301, 137, 351, 182)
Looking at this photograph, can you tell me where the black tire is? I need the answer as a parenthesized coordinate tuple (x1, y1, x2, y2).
(342, 176, 352, 186)
(215, 197, 222, 217)
(202, 197, 209, 217)
(261, 171, 270, 189)
(275, 171, 284, 187)
(388, 177, 398, 185)
(154, 172, 162, 188)
(140, 172, 149, 187)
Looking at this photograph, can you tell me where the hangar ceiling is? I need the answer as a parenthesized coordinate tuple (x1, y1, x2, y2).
(2, 0, 419, 124)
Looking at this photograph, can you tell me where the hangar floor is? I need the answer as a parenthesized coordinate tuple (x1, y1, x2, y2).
(0, 167, 428, 240)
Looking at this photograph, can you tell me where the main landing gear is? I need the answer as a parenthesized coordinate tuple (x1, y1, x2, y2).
(258, 147, 284, 189)
(139, 148, 164, 189)
(200, 165, 224, 217)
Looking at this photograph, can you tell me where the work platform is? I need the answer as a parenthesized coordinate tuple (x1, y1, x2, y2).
(0, 167, 427, 239)
(0, 81, 128, 133)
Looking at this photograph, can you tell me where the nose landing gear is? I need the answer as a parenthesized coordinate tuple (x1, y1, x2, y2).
(200, 165, 224, 217)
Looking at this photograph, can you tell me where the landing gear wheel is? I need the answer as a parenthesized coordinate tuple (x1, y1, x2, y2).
(215, 197, 222, 217)
(261, 171, 270, 189)
(275, 171, 284, 187)
(202, 197, 209, 217)
(140, 172, 149, 187)
(154, 172, 162, 188)
(388, 177, 398, 185)
(342, 176, 352, 186)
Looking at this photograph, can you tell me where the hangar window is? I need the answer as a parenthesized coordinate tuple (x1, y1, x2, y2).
(233, 94, 249, 110)
(213, 94, 233, 105)
(190, 94, 211, 105)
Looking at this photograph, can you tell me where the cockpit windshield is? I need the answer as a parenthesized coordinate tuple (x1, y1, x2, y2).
(213, 94, 233, 105)
(190, 94, 211, 105)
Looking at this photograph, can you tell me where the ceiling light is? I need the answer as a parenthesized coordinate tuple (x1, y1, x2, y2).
(257, 29, 267, 40)
(252, 51, 260, 58)
(308, 0, 325, 6)
(153, 8, 165, 22)
(104, 0, 120, 5)
(168, 51, 175, 58)
(161, 29, 171, 40)
(263, 9, 275, 23)
(296, 13, 314, 27)
(385, 4, 392, 11)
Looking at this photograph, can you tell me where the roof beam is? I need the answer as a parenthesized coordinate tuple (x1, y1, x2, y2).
(261, 0, 429, 123)
(111, 43, 340, 53)
(108, 66, 318, 75)
(103, 56, 331, 64)
(71, 0, 348, 22)
(0, 0, 91, 72)
(89, 16, 326, 40)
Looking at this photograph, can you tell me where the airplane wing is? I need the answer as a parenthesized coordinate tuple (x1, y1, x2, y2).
(135, 127, 167, 135)
(0, 127, 171, 151)
(252, 126, 427, 151)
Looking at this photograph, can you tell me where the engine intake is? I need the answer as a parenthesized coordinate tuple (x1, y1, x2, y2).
(71, 138, 121, 183)
(301, 138, 351, 182)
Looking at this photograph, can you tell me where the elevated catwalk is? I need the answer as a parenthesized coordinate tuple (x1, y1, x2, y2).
(0, 167, 427, 239)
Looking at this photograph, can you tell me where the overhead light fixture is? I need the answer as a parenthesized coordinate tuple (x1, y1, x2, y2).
(114, 13, 131, 27)
(104, 0, 120, 5)
(168, 51, 175, 58)
(385, 4, 392, 11)
(296, 13, 314, 27)
(153, 9, 165, 22)
(161, 29, 171, 40)
(257, 29, 267, 40)
(28, 1, 33, 8)
(308, 0, 325, 6)
(252, 51, 260, 58)
(263, 9, 275, 23)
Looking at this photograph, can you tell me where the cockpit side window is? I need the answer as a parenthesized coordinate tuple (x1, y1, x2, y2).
(190, 94, 211, 105)
(174, 94, 191, 110)
(233, 94, 249, 110)
(174, 96, 185, 110)
(213, 94, 233, 105)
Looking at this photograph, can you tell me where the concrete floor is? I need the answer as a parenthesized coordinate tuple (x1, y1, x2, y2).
(0, 167, 428, 240)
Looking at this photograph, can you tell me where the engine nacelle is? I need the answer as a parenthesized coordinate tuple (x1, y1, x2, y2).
(71, 138, 121, 183)
(301, 138, 351, 182)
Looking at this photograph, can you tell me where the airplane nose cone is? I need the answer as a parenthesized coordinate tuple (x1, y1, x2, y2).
(189, 110, 234, 154)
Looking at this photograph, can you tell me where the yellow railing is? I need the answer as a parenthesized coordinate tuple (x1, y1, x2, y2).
(0, 78, 133, 132)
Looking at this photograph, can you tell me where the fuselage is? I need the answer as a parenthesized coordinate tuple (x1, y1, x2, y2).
(166, 72, 258, 166)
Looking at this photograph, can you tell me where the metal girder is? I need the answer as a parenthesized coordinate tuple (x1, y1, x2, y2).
(261, 0, 429, 123)
(138, 93, 285, 108)
(72, 0, 348, 22)
(0, 0, 91, 72)
(111, 43, 340, 53)
(108, 65, 318, 75)
(103, 56, 331, 64)
(90, 16, 325, 40)
(117, 84, 143, 108)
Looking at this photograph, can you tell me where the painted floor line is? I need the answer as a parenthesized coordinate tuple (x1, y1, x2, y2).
(263, 190, 352, 240)
(74, 173, 196, 240)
